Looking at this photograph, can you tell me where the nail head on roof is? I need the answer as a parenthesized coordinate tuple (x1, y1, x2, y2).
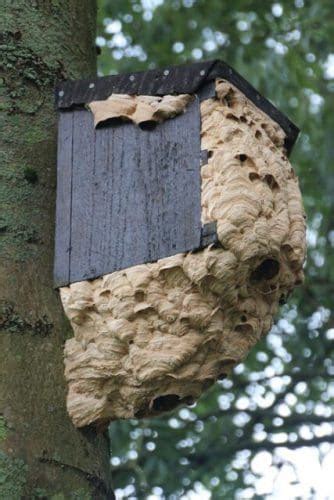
(200, 70, 205, 76)
(89, 83, 95, 89)
(129, 75, 135, 81)
(163, 69, 169, 76)
(58, 90, 64, 97)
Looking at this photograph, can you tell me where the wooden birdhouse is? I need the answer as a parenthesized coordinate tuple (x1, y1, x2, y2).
(55, 60, 306, 428)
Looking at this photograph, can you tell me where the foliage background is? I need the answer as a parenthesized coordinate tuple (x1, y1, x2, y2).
(96, 1, 334, 497)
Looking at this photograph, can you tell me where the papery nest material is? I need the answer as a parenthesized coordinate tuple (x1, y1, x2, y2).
(61, 80, 306, 428)
(88, 93, 193, 128)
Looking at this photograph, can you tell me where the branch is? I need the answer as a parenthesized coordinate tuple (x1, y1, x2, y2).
(39, 456, 113, 499)
(188, 433, 334, 466)
(197, 369, 327, 422)
(237, 433, 334, 454)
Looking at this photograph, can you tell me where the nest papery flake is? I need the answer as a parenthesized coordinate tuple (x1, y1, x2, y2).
(61, 80, 306, 428)
(88, 93, 193, 127)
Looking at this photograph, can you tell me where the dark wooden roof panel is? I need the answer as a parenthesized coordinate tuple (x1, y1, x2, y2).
(55, 59, 299, 154)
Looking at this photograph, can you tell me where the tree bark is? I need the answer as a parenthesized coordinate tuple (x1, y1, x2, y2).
(0, 1, 113, 497)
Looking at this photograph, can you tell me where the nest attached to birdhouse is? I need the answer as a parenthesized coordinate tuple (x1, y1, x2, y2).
(60, 80, 306, 428)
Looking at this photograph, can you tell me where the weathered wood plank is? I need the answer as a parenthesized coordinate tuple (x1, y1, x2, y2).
(70, 109, 96, 283)
(86, 124, 112, 278)
(108, 123, 151, 272)
(54, 111, 73, 287)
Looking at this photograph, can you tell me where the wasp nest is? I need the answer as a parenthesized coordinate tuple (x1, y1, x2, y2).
(88, 93, 192, 127)
(61, 80, 306, 428)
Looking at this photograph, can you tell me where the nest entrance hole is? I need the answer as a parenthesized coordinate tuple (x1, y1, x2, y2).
(152, 394, 194, 412)
(251, 258, 280, 282)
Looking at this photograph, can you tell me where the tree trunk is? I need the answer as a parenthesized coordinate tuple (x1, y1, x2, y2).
(0, 1, 113, 497)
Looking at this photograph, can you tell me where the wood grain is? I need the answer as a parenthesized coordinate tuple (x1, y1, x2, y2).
(70, 109, 96, 283)
(54, 111, 73, 287)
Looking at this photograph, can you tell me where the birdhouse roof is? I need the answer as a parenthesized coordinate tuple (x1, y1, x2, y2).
(55, 59, 299, 154)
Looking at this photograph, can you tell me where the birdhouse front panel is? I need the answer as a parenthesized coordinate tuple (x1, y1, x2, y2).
(55, 97, 202, 287)
(55, 61, 306, 428)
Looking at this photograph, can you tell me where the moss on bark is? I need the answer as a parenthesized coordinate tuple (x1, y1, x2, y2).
(0, 0, 113, 497)
(0, 452, 27, 499)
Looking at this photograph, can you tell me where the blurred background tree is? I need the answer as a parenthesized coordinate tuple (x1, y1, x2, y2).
(96, 1, 334, 497)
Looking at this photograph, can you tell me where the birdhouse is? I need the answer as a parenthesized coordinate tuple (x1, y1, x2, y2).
(55, 60, 306, 428)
